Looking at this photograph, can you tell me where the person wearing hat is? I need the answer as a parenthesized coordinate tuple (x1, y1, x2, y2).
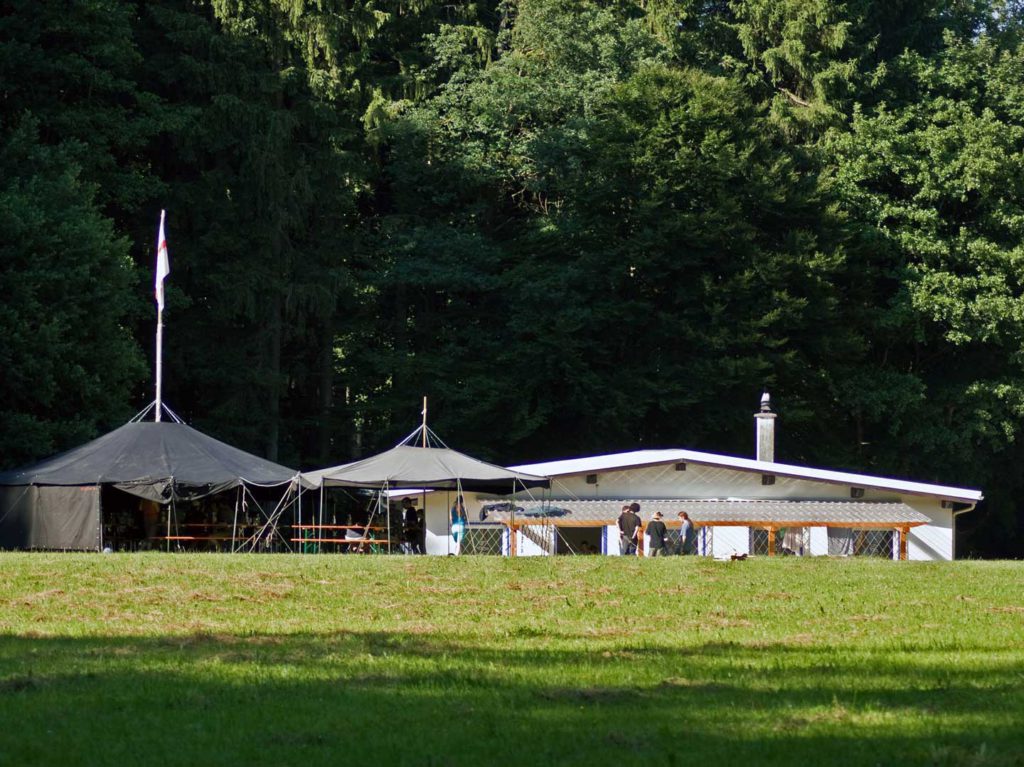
(646, 511, 669, 557)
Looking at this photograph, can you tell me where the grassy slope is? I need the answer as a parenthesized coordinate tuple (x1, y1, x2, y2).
(0, 554, 1021, 766)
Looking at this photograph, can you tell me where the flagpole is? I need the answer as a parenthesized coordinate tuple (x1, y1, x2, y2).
(155, 209, 167, 422)
(155, 304, 163, 422)
(422, 396, 427, 447)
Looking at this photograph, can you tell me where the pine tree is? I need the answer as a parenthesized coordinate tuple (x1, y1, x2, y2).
(0, 122, 144, 466)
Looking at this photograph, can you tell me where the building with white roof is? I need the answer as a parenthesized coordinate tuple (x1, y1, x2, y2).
(411, 395, 981, 560)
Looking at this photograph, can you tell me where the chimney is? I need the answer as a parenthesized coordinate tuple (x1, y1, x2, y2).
(755, 392, 776, 462)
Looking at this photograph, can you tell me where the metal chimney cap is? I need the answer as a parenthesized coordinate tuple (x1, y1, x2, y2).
(760, 392, 771, 412)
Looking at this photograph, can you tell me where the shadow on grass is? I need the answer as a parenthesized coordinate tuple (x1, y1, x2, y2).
(0, 631, 1021, 766)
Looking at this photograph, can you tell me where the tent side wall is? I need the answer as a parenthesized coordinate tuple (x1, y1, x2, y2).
(0, 485, 101, 550)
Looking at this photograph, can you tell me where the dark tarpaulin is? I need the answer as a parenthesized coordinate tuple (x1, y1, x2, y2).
(0, 485, 100, 550)
(0, 421, 303, 551)
(0, 421, 301, 503)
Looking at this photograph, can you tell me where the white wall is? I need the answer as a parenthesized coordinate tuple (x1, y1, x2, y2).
(420, 490, 456, 556)
(604, 525, 621, 555)
(546, 462, 861, 501)
(514, 528, 550, 556)
(420, 490, 558, 556)
(903, 498, 953, 561)
(712, 526, 749, 558)
(808, 526, 829, 556)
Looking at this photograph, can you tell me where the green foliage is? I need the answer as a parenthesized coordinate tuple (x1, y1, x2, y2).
(820, 33, 1024, 554)
(0, 0, 161, 216)
(368, 1, 842, 459)
(0, 123, 145, 465)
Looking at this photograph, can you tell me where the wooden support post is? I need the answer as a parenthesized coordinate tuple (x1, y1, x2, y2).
(899, 526, 908, 561)
(637, 524, 645, 557)
(767, 527, 776, 557)
(510, 524, 517, 557)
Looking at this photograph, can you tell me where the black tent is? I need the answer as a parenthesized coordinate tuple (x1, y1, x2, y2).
(0, 420, 302, 550)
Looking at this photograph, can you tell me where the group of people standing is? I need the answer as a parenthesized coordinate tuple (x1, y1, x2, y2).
(617, 503, 697, 557)
(409, 497, 700, 557)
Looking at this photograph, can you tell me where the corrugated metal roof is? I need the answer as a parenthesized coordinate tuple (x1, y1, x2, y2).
(478, 499, 931, 526)
(509, 449, 983, 503)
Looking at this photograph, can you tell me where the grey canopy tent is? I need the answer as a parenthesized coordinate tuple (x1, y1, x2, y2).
(303, 445, 551, 491)
(301, 425, 549, 552)
(0, 411, 305, 551)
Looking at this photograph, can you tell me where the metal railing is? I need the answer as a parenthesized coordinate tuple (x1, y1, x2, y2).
(460, 523, 506, 555)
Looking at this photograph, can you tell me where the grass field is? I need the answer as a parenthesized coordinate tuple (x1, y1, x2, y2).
(0, 554, 1021, 766)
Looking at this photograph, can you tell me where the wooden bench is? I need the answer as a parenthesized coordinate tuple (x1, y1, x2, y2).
(290, 525, 384, 531)
(288, 538, 390, 545)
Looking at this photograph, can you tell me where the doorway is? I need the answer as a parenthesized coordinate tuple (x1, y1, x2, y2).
(555, 526, 603, 555)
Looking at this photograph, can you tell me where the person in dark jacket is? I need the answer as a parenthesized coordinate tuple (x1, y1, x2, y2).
(646, 511, 669, 557)
(401, 497, 418, 554)
(617, 503, 641, 555)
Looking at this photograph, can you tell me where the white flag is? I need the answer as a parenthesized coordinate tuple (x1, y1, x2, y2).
(155, 210, 170, 311)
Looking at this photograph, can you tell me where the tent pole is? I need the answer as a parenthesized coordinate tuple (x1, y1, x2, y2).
(171, 491, 178, 552)
(422, 396, 427, 447)
(231, 486, 240, 554)
(98, 492, 104, 552)
(165, 496, 172, 553)
(243, 486, 261, 552)
(254, 484, 292, 553)
(297, 482, 302, 554)
(420, 488, 426, 555)
(386, 488, 391, 555)
(455, 478, 463, 556)
(510, 479, 516, 559)
(318, 483, 325, 555)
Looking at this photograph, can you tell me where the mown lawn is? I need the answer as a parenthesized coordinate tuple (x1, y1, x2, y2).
(0, 554, 1021, 766)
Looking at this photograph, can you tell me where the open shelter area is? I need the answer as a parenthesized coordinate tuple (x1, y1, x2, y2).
(0, 554, 1021, 766)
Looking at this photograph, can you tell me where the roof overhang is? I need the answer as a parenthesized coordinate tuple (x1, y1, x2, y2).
(511, 449, 983, 504)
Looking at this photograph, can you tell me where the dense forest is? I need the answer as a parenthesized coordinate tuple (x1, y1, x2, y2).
(2, 0, 1023, 555)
